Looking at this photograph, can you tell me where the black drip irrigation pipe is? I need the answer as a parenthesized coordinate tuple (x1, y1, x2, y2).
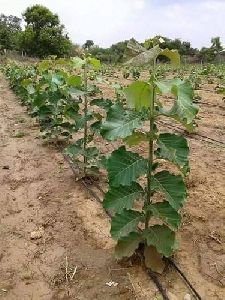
(194, 101, 225, 111)
(157, 120, 225, 148)
(57, 145, 202, 300)
(167, 259, 202, 300)
(147, 270, 169, 300)
(81, 178, 112, 218)
(193, 132, 225, 147)
(57, 145, 113, 218)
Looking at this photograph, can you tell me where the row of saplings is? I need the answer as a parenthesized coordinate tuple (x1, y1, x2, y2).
(2, 45, 198, 273)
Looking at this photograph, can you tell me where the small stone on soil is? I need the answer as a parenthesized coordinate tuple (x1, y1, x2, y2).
(30, 228, 44, 240)
(106, 281, 118, 287)
(2, 165, 9, 169)
(167, 291, 178, 300)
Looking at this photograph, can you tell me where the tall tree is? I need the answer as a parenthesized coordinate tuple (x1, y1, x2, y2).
(0, 14, 22, 50)
(83, 39, 94, 50)
(20, 5, 72, 57)
(211, 37, 223, 54)
(89, 40, 129, 63)
(198, 36, 224, 62)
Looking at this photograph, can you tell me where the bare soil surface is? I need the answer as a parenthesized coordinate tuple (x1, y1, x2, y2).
(0, 74, 225, 300)
(0, 77, 139, 300)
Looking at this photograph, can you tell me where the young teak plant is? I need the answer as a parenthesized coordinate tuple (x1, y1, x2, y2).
(64, 56, 102, 177)
(101, 42, 198, 272)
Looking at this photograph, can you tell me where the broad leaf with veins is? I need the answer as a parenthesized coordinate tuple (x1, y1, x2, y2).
(101, 104, 142, 140)
(111, 210, 143, 240)
(152, 171, 186, 210)
(106, 146, 147, 187)
(155, 133, 189, 175)
(156, 79, 198, 131)
(103, 182, 144, 213)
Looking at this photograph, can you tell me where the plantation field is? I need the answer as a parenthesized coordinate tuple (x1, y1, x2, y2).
(0, 59, 225, 300)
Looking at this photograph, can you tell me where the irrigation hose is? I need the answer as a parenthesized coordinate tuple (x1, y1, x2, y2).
(167, 259, 202, 300)
(147, 270, 169, 300)
(157, 120, 225, 148)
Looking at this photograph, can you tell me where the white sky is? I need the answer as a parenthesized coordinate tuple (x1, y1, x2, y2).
(1, 0, 225, 49)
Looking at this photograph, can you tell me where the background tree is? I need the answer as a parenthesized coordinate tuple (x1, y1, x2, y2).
(0, 14, 22, 51)
(198, 36, 224, 62)
(198, 47, 215, 62)
(211, 37, 223, 55)
(83, 39, 94, 50)
(89, 40, 129, 63)
(20, 5, 72, 57)
(89, 45, 111, 63)
(89, 36, 199, 65)
(110, 40, 129, 63)
(144, 36, 198, 56)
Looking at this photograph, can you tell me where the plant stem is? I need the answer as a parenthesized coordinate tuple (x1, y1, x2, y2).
(83, 63, 88, 175)
(145, 59, 156, 229)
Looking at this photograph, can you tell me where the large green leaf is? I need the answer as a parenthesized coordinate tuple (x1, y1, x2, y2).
(52, 74, 64, 86)
(90, 98, 113, 111)
(155, 133, 189, 175)
(127, 38, 146, 54)
(33, 94, 45, 108)
(66, 75, 82, 87)
(126, 40, 180, 67)
(37, 105, 52, 119)
(84, 147, 99, 159)
(126, 45, 162, 66)
(64, 136, 94, 158)
(160, 49, 180, 67)
(107, 146, 147, 187)
(88, 57, 101, 70)
(115, 232, 143, 259)
(152, 171, 186, 210)
(90, 120, 102, 134)
(101, 104, 142, 141)
(124, 81, 153, 111)
(171, 81, 198, 124)
(64, 143, 83, 158)
(64, 145, 98, 160)
(149, 202, 181, 230)
(103, 182, 144, 213)
(124, 132, 148, 146)
(72, 57, 85, 69)
(37, 60, 50, 72)
(74, 112, 93, 131)
(144, 245, 165, 273)
(64, 104, 79, 119)
(111, 210, 143, 240)
(156, 78, 180, 94)
(69, 87, 85, 99)
(26, 84, 35, 95)
(156, 79, 198, 131)
(143, 225, 176, 257)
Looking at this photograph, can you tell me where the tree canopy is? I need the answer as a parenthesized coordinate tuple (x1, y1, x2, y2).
(83, 39, 94, 50)
(198, 36, 224, 62)
(20, 5, 72, 57)
(0, 6, 224, 62)
(89, 37, 199, 64)
(0, 14, 22, 50)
